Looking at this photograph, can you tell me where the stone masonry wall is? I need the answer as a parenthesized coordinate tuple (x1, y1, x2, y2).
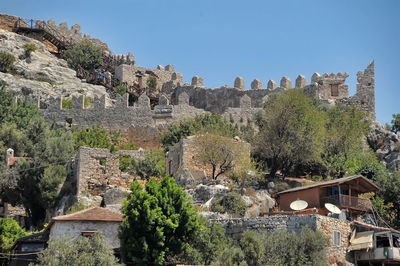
(75, 147, 146, 196)
(38, 93, 208, 149)
(215, 214, 353, 265)
(167, 136, 251, 181)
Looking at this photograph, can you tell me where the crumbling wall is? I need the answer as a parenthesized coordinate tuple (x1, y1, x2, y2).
(74, 147, 146, 196)
(0, 14, 27, 31)
(38, 93, 207, 149)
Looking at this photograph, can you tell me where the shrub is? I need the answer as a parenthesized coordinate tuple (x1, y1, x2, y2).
(0, 51, 16, 73)
(115, 84, 126, 96)
(211, 191, 247, 216)
(22, 43, 37, 58)
(36, 77, 56, 86)
(240, 230, 264, 265)
(62, 98, 72, 109)
(63, 40, 103, 70)
(35, 232, 121, 266)
(84, 97, 94, 108)
(147, 76, 157, 89)
(0, 218, 27, 251)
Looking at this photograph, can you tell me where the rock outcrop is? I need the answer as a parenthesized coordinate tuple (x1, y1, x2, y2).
(368, 122, 400, 171)
(0, 29, 110, 104)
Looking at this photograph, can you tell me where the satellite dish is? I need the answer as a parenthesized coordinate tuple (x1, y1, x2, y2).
(290, 200, 308, 211)
(325, 203, 341, 214)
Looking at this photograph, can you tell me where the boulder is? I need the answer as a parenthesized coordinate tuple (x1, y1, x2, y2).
(102, 187, 128, 206)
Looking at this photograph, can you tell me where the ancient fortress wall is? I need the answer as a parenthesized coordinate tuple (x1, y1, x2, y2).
(38, 92, 208, 148)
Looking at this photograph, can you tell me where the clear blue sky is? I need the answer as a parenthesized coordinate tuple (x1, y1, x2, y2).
(2, 0, 399, 124)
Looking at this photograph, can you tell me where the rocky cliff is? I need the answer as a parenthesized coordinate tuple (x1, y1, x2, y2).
(368, 122, 400, 171)
(0, 29, 110, 105)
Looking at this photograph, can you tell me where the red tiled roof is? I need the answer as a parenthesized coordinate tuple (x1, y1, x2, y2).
(52, 207, 123, 222)
(7, 157, 31, 166)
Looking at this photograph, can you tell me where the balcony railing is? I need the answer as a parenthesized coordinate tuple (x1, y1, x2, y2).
(320, 195, 372, 211)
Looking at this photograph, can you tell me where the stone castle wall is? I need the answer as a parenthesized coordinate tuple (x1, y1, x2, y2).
(37, 93, 208, 148)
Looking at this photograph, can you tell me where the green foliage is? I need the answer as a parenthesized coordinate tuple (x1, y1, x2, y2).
(115, 84, 127, 96)
(389, 113, 400, 134)
(84, 97, 94, 108)
(36, 77, 56, 86)
(373, 171, 400, 228)
(22, 43, 37, 58)
(63, 40, 103, 70)
(178, 219, 231, 265)
(72, 126, 116, 151)
(254, 89, 326, 176)
(0, 85, 39, 130)
(119, 177, 201, 265)
(0, 51, 15, 73)
(39, 165, 67, 208)
(263, 227, 328, 266)
(0, 218, 27, 251)
(240, 230, 264, 266)
(35, 232, 121, 266)
(211, 191, 247, 216)
(62, 98, 72, 109)
(66, 200, 91, 215)
(160, 113, 240, 152)
(0, 85, 75, 227)
(213, 247, 247, 266)
(147, 76, 157, 89)
(323, 104, 369, 158)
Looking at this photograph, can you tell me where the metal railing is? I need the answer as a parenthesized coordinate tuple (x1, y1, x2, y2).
(320, 195, 372, 211)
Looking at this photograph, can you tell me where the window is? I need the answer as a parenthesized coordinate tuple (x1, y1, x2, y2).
(81, 230, 97, 237)
(331, 84, 339, 97)
(376, 235, 390, 248)
(332, 230, 341, 247)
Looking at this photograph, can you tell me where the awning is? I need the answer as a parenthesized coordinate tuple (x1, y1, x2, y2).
(348, 230, 374, 251)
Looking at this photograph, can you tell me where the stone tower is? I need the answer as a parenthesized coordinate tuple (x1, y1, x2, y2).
(6, 148, 14, 166)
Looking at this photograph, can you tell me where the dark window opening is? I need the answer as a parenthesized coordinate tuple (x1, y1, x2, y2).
(331, 84, 339, 97)
(376, 235, 390, 248)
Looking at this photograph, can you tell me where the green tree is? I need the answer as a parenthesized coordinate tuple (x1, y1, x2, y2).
(240, 230, 264, 266)
(211, 191, 247, 216)
(0, 218, 27, 251)
(35, 232, 121, 266)
(254, 89, 326, 177)
(131, 150, 166, 180)
(263, 227, 328, 266)
(147, 76, 157, 89)
(323, 104, 369, 158)
(0, 52, 15, 73)
(389, 113, 400, 134)
(196, 134, 237, 180)
(177, 219, 231, 265)
(119, 177, 201, 265)
(213, 247, 247, 266)
(63, 40, 103, 70)
(160, 114, 241, 151)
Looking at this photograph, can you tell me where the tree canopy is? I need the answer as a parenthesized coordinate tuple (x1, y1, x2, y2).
(119, 176, 201, 265)
(35, 232, 121, 266)
(63, 40, 103, 70)
(160, 114, 240, 151)
(0, 218, 27, 251)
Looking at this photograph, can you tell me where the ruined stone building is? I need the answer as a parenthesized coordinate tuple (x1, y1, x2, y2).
(166, 135, 251, 184)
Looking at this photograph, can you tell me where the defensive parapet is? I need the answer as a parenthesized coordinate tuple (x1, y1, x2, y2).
(38, 93, 208, 148)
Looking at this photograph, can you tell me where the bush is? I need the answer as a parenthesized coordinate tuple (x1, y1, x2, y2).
(22, 43, 37, 58)
(212, 247, 247, 266)
(35, 232, 121, 266)
(36, 77, 56, 86)
(240, 230, 264, 266)
(211, 191, 247, 216)
(0, 51, 16, 73)
(119, 177, 201, 265)
(63, 40, 103, 70)
(62, 98, 72, 109)
(147, 76, 157, 89)
(0, 218, 27, 251)
(115, 84, 126, 96)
